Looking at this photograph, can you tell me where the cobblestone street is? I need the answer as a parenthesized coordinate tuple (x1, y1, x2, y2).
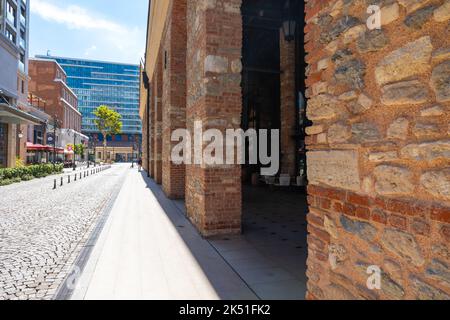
(0, 164, 129, 300)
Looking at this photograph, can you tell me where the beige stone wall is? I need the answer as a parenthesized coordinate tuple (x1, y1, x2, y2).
(305, 0, 450, 300)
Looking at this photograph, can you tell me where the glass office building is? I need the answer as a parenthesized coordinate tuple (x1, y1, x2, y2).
(35, 56, 142, 137)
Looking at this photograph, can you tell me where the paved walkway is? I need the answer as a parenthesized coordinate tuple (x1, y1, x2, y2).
(0, 164, 127, 300)
(72, 169, 257, 300)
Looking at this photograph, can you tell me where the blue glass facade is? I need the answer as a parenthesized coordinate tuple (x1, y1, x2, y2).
(36, 56, 142, 135)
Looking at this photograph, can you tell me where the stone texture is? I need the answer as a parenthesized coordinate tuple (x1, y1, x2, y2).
(343, 25, 366, 44)
(339, 91, 358, 101)
(384, 259, 403, 282)
(374, 165, 414, 195)
(381, 80, 429, 106)
(307, 94, 346, 121)
(434, 1, 450, 22)
(324, 216, 338, 239)
(421, 169, 450, 201)
(317, 58, 330, 71)
(357, 93, 374, 111)
(357, 30, 389, 53)
(413, 122, 441, 139)
(329, 244, 347, 270)
(325, 283, 356, 300)
(352, 122, 382, 143)
(307, 150, 360, 191)
(306, 125, 325, 135)
(320, 16, 361, 44)
(421, 105, 444, 117)
(432, 47, 450, 63)
(380, 3, 400, 25)
(381, 229, 425, 267)
(426, 259, 450, 287)
(398, 0, 433, 14)
(375, 36, 433, 85)
(431, 61, 450, 103)
(410, 276, 450, 300)
(387, 118, 409, 140)
(204, 55, 228, 73)
(400, 140, 450, 161)
(334, 59, 366, 89)
(340, 215, 377, 242)
(404, 5, 435, 29)
(328, 123, 351, 144)
(368, 151, 398, 162)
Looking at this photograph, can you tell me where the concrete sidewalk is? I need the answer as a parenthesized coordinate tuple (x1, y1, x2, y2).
(71, 168, 257, 300)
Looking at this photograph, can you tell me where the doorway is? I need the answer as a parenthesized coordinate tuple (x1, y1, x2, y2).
(209, 0, 309, 300)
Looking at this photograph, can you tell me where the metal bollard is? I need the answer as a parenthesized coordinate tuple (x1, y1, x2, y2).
(60, 177, 63, 186)
(75, 174, 77, 181)
(53, 179, 57, 190)
(68, 175, 71, 184)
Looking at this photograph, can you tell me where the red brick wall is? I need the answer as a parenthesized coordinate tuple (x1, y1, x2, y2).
(29, 60, 81, 132)
(153, 56, 163, 184)
(304, 0, 450, 300)
(185, 0, 243, 237)
(162, 0, 187, 199)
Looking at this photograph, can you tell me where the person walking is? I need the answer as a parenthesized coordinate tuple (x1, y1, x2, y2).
(138, 158, 142, 172)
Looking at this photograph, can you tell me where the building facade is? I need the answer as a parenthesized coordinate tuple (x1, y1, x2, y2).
(0, 0, 39, 168)
(35, 55, 142, 158)
(140, 0, 450, 300)
(29, 59, 82, 132)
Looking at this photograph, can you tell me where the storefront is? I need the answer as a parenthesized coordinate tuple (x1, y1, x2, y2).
(0, 103, 41, 168)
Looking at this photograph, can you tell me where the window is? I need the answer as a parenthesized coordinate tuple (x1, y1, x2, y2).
(6, 1, 16, 27)
(19, 30, 26, 48)
(5, 27, 16, 43)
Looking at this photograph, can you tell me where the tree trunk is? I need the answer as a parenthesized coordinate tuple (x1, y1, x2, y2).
(102, 132, 107, 162)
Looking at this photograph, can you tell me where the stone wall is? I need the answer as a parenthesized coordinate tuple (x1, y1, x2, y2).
(304, 0, 450, 300)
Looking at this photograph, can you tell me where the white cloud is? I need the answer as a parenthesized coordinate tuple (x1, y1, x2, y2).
(31, 0, 145, 63)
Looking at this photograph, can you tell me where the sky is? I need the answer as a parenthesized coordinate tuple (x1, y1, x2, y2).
(29, 0, 148, 65)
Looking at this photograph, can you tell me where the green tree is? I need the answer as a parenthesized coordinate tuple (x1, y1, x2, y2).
(93, 105, 122, 162)
(74, 144, 86, 160)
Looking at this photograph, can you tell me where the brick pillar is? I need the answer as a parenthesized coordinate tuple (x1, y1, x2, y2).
(162, 0, 187, 199)
(280, 31, 297, 177)
(149, 82, 155, 178)
(185, 0, 243, 237)
(153, 57, 163, 184)
(142, 107, 148, 172)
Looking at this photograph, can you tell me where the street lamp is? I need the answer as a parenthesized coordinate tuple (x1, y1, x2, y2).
(282, 0, 297, 42)
(72, 130, 77, 171)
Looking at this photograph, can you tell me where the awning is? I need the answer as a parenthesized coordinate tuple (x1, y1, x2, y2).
(0, 103, 42, 125)
(26, 142, 65, 154)
(26, 142, 47, 151)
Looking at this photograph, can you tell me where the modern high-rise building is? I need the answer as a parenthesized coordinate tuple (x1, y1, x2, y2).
(0, 0, 40, 168)
(36, 55, 142, 162)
